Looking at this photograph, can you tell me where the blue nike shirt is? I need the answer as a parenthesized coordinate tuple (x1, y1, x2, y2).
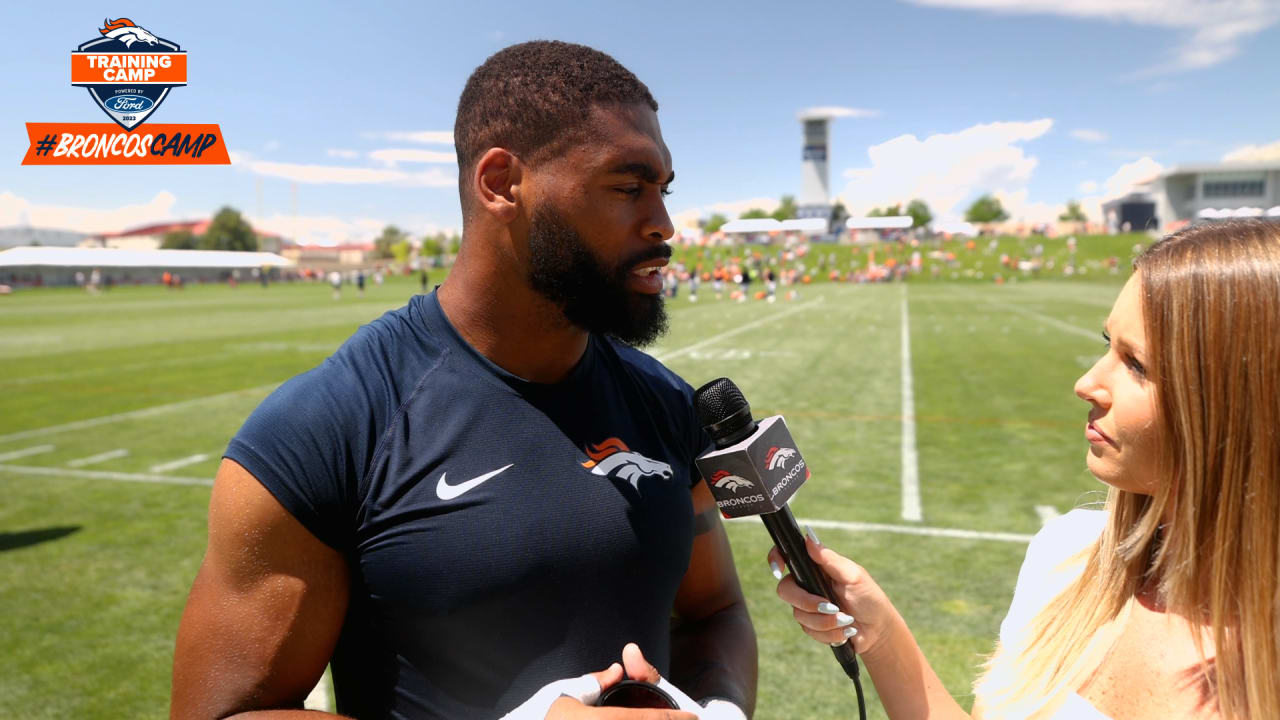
(225, 291, 710, 719)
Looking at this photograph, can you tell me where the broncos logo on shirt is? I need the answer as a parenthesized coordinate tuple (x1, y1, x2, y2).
(582, 437, 673, 490)
(99, 18, 160, 47)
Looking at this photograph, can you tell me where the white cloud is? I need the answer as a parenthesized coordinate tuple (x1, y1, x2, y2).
(833, 118, 1053, 225)
(1078, 180, 1099, 194)
(797, 106, 879, 119)
(1221, 139, 1280, 164)
(0, 190, 177, 234)
(1070, 129, 1108, 143)
(326, 149, 359, 159)
(905, 0, 1280, 74)
(368, 149, 457, 166)
(245, 212, 460, 247)
(1102, 156, 1164, 197)
(231, 151, 456, 187)
(366, 130, 455, 145)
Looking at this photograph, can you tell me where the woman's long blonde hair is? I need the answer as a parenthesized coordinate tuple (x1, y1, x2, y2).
(975, 219, 1280, 719)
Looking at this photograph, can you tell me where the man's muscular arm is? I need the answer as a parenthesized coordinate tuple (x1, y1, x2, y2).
(669, 481, 758, 716)
(171, 459, 351, 720)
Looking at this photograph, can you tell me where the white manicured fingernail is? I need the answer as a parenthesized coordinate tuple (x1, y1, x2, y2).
(818, 602, 839, 614)
(805, 525, 821, 545)
(830, 641, 845, 647)
(836, 613, 854, 627)
(843, 626, 858, 638)
(770, 560, 783, 580)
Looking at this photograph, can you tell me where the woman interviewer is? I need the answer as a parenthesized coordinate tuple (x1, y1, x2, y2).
(770, 219, 1280, 719)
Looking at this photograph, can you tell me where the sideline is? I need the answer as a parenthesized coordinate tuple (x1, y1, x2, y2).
(899, 285, 921, 522)
(0, 383, 280, 444)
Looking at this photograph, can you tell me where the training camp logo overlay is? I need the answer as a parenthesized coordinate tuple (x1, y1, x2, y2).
(581, 438, 674, 491)
(22, 17, 228, 166)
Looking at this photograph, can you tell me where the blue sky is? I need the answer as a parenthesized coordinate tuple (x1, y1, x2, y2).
(4, 0, 1279, 243)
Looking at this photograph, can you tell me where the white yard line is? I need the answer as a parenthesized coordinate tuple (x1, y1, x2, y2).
(150, 453, 211, 473)
(900, 285, 922, 522)
(1034, 504, 1061, 525)
(304, 667, 333, 712)
(0, 444, 55, 462)
(995, 303, 1098, 341)
(0, 383, 279, 444)
(0, 464, 211, 486)
(726, 515, 1032, 544)
(653, 297, 824, 363)
(66, 448, 130, 467)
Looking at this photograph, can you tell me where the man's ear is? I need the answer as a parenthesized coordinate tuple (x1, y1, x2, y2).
(473, 148, 523, 224)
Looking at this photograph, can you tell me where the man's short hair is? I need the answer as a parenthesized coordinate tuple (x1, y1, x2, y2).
(454, 41, 658, 204)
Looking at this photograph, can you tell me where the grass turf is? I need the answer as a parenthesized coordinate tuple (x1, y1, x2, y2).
(0, 245, 1132, 718)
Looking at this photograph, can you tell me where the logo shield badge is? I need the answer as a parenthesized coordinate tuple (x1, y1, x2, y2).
(72, 19, 186, 131)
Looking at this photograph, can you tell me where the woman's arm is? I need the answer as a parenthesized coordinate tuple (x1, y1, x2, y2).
(769, 533, 973, 720)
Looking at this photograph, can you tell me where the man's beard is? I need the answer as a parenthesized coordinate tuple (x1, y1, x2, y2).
(526, 203, 670, 346)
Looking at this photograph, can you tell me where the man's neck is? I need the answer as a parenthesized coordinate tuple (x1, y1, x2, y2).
(436, 253, 589, 385)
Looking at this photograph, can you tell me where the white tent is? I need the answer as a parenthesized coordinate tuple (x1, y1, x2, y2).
(720, 218, 782, 234)
(1232, 207, 1265, 218)
(1268, 206, 1280, 217)
(0, 246, 294, 268)
(846, 216, 913, 230)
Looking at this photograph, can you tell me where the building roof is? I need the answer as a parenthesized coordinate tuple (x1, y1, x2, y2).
(0, 246, 295, 268)
(1157, 162, 1280, 178)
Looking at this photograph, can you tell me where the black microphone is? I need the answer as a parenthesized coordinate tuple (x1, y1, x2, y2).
(693, 377, 866, 716)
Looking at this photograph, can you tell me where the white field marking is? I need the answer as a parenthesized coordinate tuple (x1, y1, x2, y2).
(66, 448, 129, 467)
(900, 285, 922, 522)
(0, 464, 210, 486)
(653, 297, 824, 363)
(1035, 505, 1061, 525)
(150, 453, 211, 473)
(725, 516, 1032, 544)
(0, 444, 55, 462)
(304, 667, 333, 712)
(0, 383, 280, 444)
(994, 303, 1098, 341)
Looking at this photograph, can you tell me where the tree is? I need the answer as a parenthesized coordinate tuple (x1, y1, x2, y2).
(829, 201, 849, 228)
(867, 207, 883, 217)
(770, 195, 797, 222)
(703, 213, 729, 234)
(965, 195, 1009, 224)
(421, 233, 445, 257)
(739, 208, 770, 220)
(161, 229, 197, 249)
(199, 207, 258, 251)
(907, 199, 932, 229)
(1058, 200, 1087, 224)
(374, 225, 408, 260)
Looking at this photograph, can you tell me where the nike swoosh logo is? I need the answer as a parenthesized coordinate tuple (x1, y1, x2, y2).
(436, 463, 514, 500)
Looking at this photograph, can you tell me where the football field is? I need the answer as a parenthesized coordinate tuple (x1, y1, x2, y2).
(0, 271, 1126, 718)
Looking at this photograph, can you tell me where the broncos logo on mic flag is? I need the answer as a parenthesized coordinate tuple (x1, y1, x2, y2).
(581, 438, 673, 491)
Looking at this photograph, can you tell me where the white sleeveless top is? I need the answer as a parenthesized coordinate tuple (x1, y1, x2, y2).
(994, 509, 1112, 720)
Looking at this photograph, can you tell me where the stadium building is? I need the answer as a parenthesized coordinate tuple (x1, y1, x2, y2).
(1104, 162, 1280, 233)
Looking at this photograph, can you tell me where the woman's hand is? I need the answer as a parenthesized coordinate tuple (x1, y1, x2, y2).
(768, 529, 903, 657)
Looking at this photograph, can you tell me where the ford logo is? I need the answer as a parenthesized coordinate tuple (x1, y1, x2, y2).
(105, 95, 154, 112)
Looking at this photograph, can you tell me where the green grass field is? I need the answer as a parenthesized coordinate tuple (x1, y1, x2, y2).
(0, 251, 1134, 719)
